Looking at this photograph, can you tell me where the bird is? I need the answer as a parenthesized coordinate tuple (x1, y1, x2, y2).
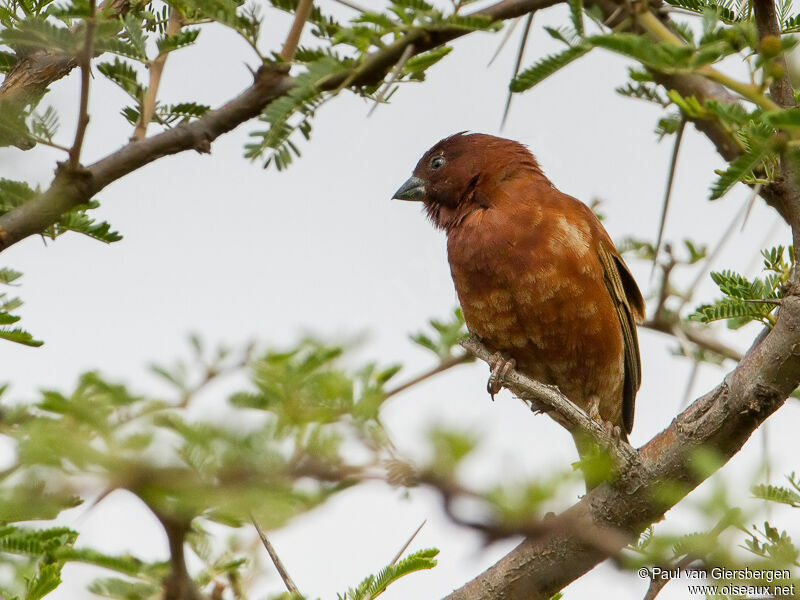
(392, 132, 644, 482)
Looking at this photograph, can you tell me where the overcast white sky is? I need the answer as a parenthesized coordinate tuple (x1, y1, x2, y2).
(2, 1, 800, 598)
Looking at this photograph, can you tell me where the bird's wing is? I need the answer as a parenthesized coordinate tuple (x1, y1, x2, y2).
(597, 244, 644, 434)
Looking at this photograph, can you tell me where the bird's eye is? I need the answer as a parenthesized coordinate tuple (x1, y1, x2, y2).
(430, 156, 446, 169)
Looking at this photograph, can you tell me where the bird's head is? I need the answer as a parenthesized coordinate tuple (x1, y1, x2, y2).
(392, 132, 544, 231)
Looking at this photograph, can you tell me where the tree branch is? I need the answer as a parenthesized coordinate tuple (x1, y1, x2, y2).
(641, 318, 743, 362)
(280, 0, 314, 62)
(0, 0, 560, 253)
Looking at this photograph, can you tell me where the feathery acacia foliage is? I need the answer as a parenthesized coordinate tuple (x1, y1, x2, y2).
(692, 246, 793, 328)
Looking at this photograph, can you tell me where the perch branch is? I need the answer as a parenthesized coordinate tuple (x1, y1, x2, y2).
(459, 336, 640, 468)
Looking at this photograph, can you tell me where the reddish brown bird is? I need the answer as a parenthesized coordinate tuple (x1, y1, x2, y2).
(393, 132, 645, 455)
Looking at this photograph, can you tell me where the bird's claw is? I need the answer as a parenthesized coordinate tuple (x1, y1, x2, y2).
(587, 396, 623, 447)
(487, 353, 515, 400)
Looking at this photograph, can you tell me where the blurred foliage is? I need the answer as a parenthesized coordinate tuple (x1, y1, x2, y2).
(409, 307, 467, 359)
(620, 470, 800, 597)
(0, 267, 40, 346)
(0, 335, 446, 599)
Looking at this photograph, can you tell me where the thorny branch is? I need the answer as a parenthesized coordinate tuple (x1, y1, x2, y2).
(0, 0, 561, 252)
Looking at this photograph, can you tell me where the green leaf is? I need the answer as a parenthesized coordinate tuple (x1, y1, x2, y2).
(156, 28, 199, 54)
(0, 313, 21, 324)
(765, 108, 800, 129)
(174, 0, 260, 46)
(120, 13, 148, 60)
(616, 82, 669, 106)
(589, 33, 694, 70)
(0, 327, 43, 347)
(94, 36, 148, 61)
(0, 267, 23, 284)
(47, 206, 123, 243)
(409, 307, 467, 358)
(568, 0, 584, 37)
(0, 178, 36, 214)
(510, 44, 590, 92)
(339, 547, 438, 600)
(98, 58, 145, 101)
(709, 142, 770, 199)
(29, 106, 59, 142)
(445, 13, 500, 32)
(0, 17, 77, 53)
(25, 562, 61, 600)
(752, 484, 800, 507)
(246, 57, 345, 169)
(403, 46, 452, 77)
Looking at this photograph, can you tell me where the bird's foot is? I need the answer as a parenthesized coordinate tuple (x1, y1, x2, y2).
(587, 397, 623, 446)
(486, 353, 516, 400)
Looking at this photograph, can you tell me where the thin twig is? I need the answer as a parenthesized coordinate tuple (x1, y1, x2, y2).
(68, 0, 98, 169)
(460, 336, 639, 468)
(368, 43, 415, 116)
(500, 11, 533, 130)
(384, 353, 471, 400)
(281, 0, 315, 62)
(133, 8, 183, 140)
(251, 515, 301, 596)
(331, 0, 367, 12)
(740, 181, 760, 231)
(642, 555, 699, 600)
(389, 520, 427, 565)
(678, 192, 755, 312)
(653, 243, 677, 323)
(641, 319, 743, 362)
(651, 117, 686, 279)
(642, 513, 735, 600)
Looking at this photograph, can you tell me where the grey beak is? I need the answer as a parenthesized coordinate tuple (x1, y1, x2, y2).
(392, 176, 426, 202)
